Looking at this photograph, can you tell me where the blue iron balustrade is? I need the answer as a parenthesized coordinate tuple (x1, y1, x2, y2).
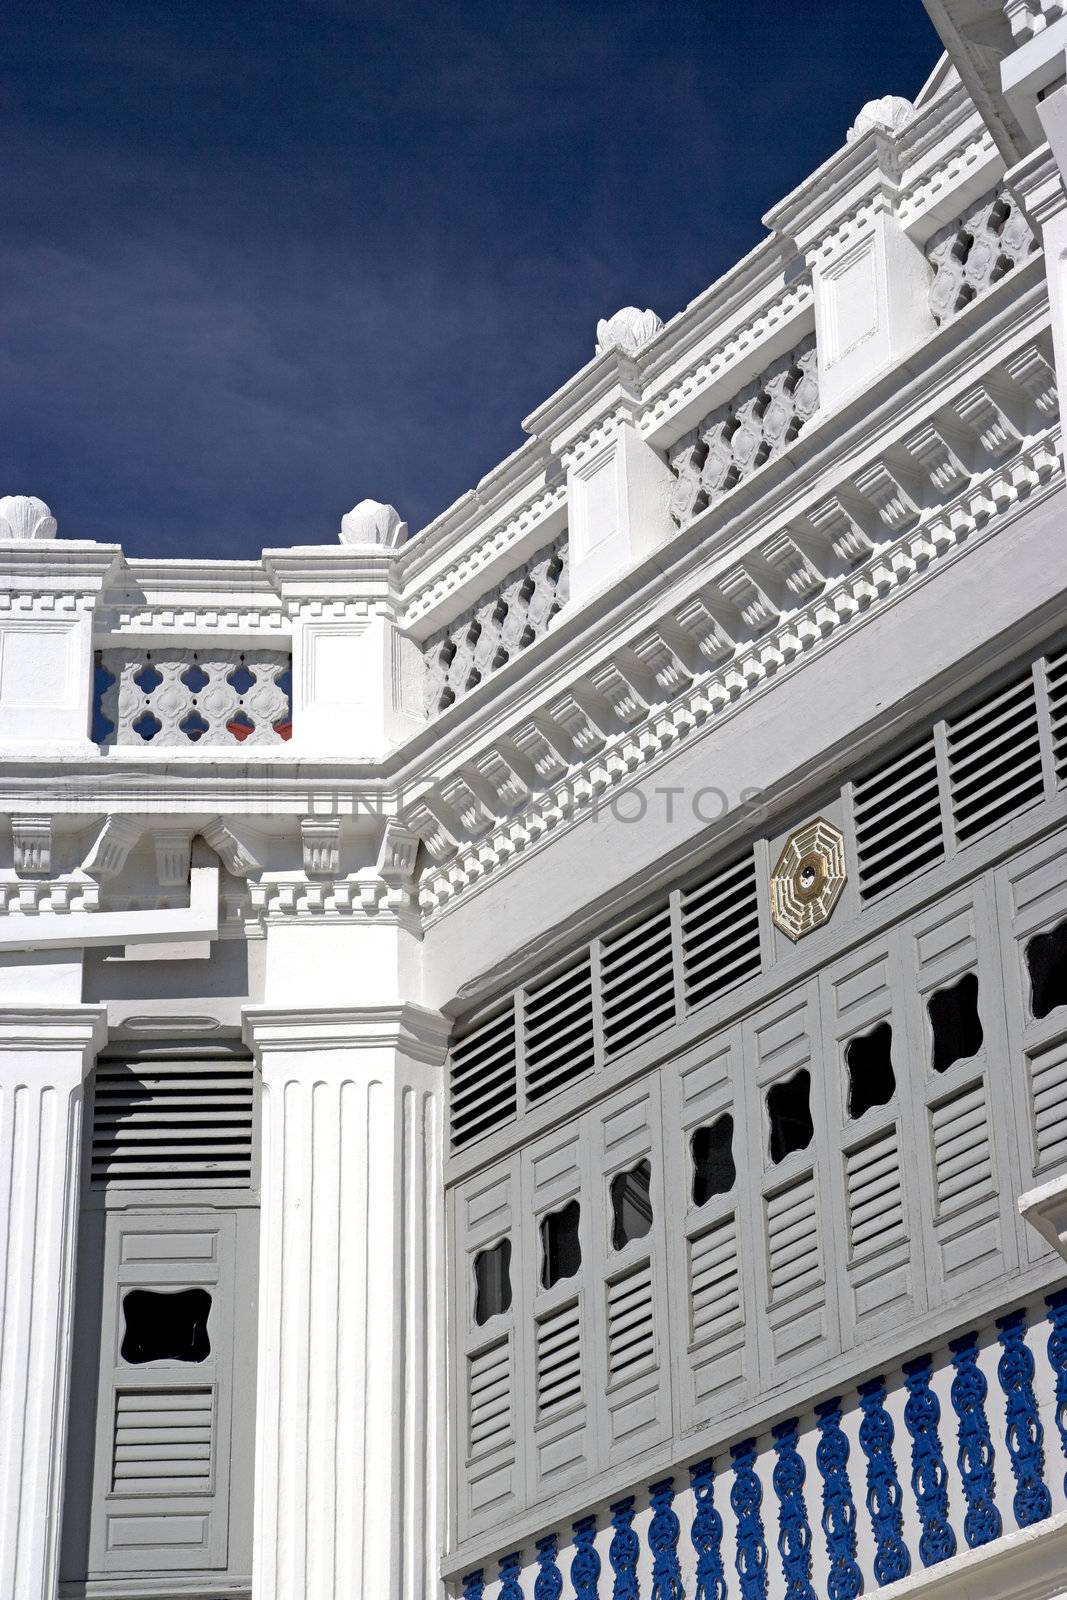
(453, 1290, 1067, 1598)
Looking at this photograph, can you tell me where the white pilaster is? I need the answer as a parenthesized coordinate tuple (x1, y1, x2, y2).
(0, 1004, 106, 1600)
(242, 1002, 450, 1600)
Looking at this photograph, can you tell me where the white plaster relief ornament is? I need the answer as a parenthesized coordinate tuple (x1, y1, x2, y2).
(0, 493, 57, 540)
(339, 497, 408, 546)
(595, 306, 664, 358)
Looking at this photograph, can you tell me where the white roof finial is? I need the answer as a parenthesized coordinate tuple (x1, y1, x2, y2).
(847, 95, 913, 143)
(595, 306, 663, 358)
(0, 495, 58, 541)
(339, 498, 408, 548)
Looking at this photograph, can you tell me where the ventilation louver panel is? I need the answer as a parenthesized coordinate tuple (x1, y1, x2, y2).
(853, 732, 944, 902)
(1032, 1043, 1067, 1172)
(845, 1129, 905, 1257)
(112, 1387, 213, 1494)
(766, 1173, 821, 1301)
(91, 1062, 254, 1188)
(1046, 644, 1067, 784)
(689, 1215, 741, 1344)
(535, 1302, 582, 1416)
(681, 853, 762, 1011)
(467, 1338, 513, 1457)
(606, 1264, 655, 1382)
(600, 906, 676, 1060)
(450, 1009, 518, 1152)
(932, 1081, 993, 1213)
(946, 668, 1044, 843)
(524, 956, 595, 1104)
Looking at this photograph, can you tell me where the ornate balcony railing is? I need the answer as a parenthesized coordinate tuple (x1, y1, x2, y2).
(453, 1288, 1067, 1599)
(666, 337, 820, 529)
(94, 648, 292, 746)
(423, 533, 569, 717)
(926, 188, 1037, 327)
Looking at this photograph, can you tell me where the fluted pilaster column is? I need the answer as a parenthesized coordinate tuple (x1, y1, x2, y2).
(0, 1005, 107, 1600)
(242, 1003, 450, 1600)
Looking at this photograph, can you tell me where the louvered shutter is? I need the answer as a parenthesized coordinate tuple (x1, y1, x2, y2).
(663, 1029, 752, 1435)
(449, 1006, 518, 1152)
(945, 666, 1045, 844)
(523, 955, 596, 1104)
(1046, 642, 1067, 785)
(91, 1060, 255, 1187)
(996, 831, 1067, 1268)
(852, 731, 945, 901)
(522, 1123, 591, 1501)
(62, 1052, 259, 1590)
(599, 905, 677, 1059)
(903, 885, 1017, 1297)
(86, 1214, 237, 1574)
(747, 985, 840, 1384)
(819, 939, 919, 1341)
(452, 1158, 524, 1540)
(590, 1079, 672, 1467)
(679, 853, 762, 1011)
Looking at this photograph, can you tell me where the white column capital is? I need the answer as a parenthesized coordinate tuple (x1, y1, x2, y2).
(0, 1004, 108, 1063)
(241, 1001, 451, 1065)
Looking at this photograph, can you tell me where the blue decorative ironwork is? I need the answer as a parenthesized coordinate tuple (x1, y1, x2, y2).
(648, 1478, 683, 1600)
(949, 1333, 1002, 1549)
(814, 1400, 862, 1600)
(1047, 1289, 1067, 1495)
(535, 1536, 563, 1600)
(499, 1552, 524, 1600)
(608, 1499, 639, 1600)
(772, 1418, 816, 1600)
(572, 1515, 601, 1600)
(902, 1355, 957, 1567)
(857, 1377, 910, 1585)
(997, 1310, 1052, 1527)
(462, 1570, 485, 1600)
(730, 1438, 768, 1600)
(690, 1459, 727, 1600)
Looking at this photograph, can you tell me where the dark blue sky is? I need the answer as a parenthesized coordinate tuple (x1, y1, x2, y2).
(2, 1, 940, 559)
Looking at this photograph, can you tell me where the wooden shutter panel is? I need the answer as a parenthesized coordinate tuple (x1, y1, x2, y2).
(590, 1079, 672, 1467)
(523, 1123, 591, 1501)
(452, 1158, 524, 1540)
(87, 1214, 237, 1575)
(663, 1029, 752, 1435)
(903, 885, 1018, 1298)
(819, 939, 920, 1341)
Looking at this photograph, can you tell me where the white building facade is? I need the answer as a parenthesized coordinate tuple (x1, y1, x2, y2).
(5, 4, 1067, 1598)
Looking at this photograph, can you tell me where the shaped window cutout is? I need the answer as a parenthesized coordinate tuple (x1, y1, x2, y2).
(227, 711, 256, 742)
(179, 710, 210, 742)
(1027, 920, 1067, 1021)
(228, 663, 256, 695)
(929, 972, 984, 1073)
(132, 711, 162, 741)
(180, 662, 209, 694)
(92, 655, 116, 743)
(692, 1113, 736, 1206)
(133, 663, 162, 695)
(121, 1287, 211, 1364)
(846, 1022, 896, 1119)
(767, 1069, 814, 1163)
(541, 1200, 581, 1289)
(610, 1158, 653, 1250)
(473, 1238, 512, 1326)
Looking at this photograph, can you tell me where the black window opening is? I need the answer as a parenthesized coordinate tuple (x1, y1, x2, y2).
(929, 972, 984, 1073)
(611, 1159, 653, 1250)
(846, 1022, 896, 1119)
(121, 1288, 212, 1364)
(541, 1200, 582, 1289)
(473, 1238, 512, 1326)
(767, 1069, 814, 1163)
(691, 1114, 736, 1206)
(1027, 920, 1067, 1021)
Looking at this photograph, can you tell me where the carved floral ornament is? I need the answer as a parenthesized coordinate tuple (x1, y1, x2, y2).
(595, 306, 664, 358)
(0, 494, 57, 541)
(769, 817, 847, 941)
